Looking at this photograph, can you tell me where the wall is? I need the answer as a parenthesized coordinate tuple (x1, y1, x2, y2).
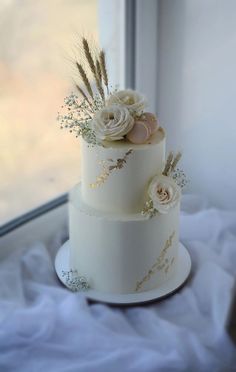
(158, 0, 236, 209)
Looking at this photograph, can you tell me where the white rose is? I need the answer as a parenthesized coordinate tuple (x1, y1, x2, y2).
(106, 89, 147, 115)
(91, 104, 134, 141)
(148, 175, 181, 214)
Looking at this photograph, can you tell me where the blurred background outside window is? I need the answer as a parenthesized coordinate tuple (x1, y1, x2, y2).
(0, 0, 99, 224)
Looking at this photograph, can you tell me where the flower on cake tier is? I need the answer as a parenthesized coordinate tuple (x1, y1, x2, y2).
(91, 104, 134, 141)
(106, 89, 147, 115)
(148, 175, 181, 214)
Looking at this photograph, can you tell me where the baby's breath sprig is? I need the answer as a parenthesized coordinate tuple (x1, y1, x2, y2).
(171, 168, 189, 189)
(57, 93, 101, 145)
(62, 269, 90, 292)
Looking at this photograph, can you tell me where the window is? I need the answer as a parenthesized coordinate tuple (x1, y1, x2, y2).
(1, 0, 159, 227)
(1, 0, 99, 224)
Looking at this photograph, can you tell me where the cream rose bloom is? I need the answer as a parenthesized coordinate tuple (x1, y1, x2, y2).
(148, 175, 181, 214)
(106, 89, 147, 115)
(91, 104, 134, 141)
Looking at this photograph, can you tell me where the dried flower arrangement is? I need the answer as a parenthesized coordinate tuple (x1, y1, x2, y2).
(57, 37, 188, 218)
(142, 152, 188, 218)
(57, 38, 108, 145)
(57, 38, 160, 146)
(163, 151, 189, 189)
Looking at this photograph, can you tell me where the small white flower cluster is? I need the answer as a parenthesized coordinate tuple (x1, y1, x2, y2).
(58, 88, 160, 145)
(62, 269, 90, 292)
(57, 93, 104, 145)
(172, 168, 189, 189)
(64, 93, 78, 106)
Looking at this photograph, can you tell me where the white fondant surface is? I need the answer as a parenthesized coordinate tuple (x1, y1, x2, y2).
(80, 128, 165, 214)
(69, 184, 180, 294)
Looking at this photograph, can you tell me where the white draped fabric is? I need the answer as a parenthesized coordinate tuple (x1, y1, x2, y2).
(0, 195, 236, 371)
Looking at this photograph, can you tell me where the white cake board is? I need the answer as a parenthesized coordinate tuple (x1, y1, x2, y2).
(55, 241, 191, 306)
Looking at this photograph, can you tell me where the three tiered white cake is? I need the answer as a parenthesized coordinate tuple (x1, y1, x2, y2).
(58, 38, 187, 296)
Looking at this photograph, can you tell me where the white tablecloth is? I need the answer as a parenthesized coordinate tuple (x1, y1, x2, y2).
(0, 195, 236, 372)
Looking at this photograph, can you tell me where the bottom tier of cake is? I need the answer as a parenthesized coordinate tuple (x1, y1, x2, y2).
(69, 184, 180, 294)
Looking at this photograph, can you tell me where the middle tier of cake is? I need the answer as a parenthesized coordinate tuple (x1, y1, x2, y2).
(81, 127, 165, 214)
(69, 184, 180, 294)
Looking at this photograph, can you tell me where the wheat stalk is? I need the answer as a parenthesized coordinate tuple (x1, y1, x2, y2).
(75, 84, 92, 107)
(82, 37, 97, 77)
(99, 50, 109, 94)
(170, 152, 182, 173)
(95, 76, 105, 101)
(96, 59, 102, 83)
(163, 151, 174, 176)
(75, 62, 94, 100)
(82, 38, 105, 101)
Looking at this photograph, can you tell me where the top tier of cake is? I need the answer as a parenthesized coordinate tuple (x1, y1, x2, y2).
(81, 127, 166, 214)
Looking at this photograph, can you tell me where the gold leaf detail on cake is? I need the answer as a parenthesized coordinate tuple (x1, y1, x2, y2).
(89, 149, 133, 188)
(135, 231, 175, 292)
(141, 199, 158, 218)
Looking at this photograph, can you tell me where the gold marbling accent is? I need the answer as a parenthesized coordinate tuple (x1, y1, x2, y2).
(89, 149, 133, 188)
(135, 231, 175, 292)
(141, 199, 157, 218)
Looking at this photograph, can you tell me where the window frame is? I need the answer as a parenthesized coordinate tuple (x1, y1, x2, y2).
(0, 194, 68, 237)
(133, 0, 159, 113)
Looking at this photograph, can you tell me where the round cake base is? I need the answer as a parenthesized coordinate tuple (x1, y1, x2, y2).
(55, 241, 191, 306)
